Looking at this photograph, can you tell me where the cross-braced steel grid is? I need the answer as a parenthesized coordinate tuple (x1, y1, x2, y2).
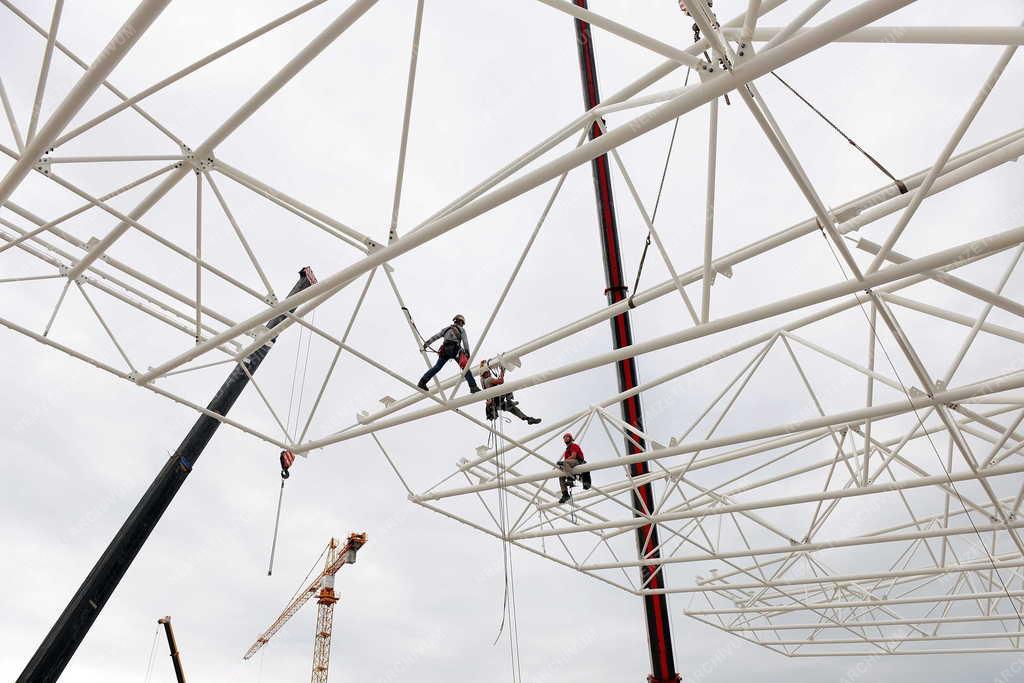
(2, 0, 1024, 658)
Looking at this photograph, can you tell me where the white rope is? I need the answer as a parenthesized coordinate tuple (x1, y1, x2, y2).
(142, 622, 159, 683)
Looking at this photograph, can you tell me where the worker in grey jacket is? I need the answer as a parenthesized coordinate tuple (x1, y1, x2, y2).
(417, 314, 480, 392)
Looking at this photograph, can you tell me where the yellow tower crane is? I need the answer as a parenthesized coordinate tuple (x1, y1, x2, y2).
(244, 533, 367, 682)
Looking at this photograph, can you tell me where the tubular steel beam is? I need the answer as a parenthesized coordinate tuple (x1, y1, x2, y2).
(65, 0, 379, 280)
(301, 221, 1024, 451)
(16, 269, 316, 683)
(0, 0, 172, 206)
(131, 0, 912, 385)
(571, 4, 678, 681)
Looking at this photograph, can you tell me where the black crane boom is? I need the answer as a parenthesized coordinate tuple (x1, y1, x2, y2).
(18, 267, 317, 683)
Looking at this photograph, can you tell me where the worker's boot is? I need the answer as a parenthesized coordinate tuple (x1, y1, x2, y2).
(558, 492, 570, 504)
(581, 472, 592, 490)
(417, 380, 428, 391)
(509, 405, 538, 424)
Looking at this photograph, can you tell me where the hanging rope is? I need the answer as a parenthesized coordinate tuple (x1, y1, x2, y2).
(285, 322, 306, 437)
(142, 622, 160, 683)
(267, 311, 316, 576)
(491, 420, 510, 643)
(490, 417, 523, 683)
(293, 309, 316, 433)
(401, 304, 439, 354)
(627, 42, 701, 306)
(401, 305, 424, 346)
(770, 70, 908, 194)
(628, 110, 681, 308)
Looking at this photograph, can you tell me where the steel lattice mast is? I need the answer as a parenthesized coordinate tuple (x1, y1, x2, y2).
(311, 572, 339, 683)
(244, 533, 367, 681)
(571, 3, 678, 680)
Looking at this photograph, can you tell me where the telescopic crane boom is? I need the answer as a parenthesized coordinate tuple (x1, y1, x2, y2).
(244, 533, 367, 683)
(18, 267, 318, 683)
(157, 616, 187, 683)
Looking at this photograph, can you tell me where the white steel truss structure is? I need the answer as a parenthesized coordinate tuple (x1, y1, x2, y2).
(3, 0, 1024, 658)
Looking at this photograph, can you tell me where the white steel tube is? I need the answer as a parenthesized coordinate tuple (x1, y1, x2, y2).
(866, 32, 1022, 273)
(354, 130, 1024, 429)
(0, 0, 172, 205)
(1, 0, 181, 145)
(879, 292, 1024, 344)
(762, 0, 830, 50)
(416, 373, 1024, 501)
(648, 560, 1024, 594)
(740, 0, 763, 45)
(511, 462, 1024, 540)
(52, 0, 331, 148)
(65, 0, 379, 279)
(587, 521, 1024, 570)
(216, 159, 374, 249)
(858, 238, 1024, 319)
(730, 614, 1024, 631)
(387, 0, 425, 242)
(701, 96, 718, 323)
(535, 0, 702, 69)
(0, 76, 24, 151)
(305, 223, 1024, 450)
(26, 0, 64, 144)
(132, 0, 917, 385)
(685, 590, 1024, 615)
(727, 26, 1024, 46)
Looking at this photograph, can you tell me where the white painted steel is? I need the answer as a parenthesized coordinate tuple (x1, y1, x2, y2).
(1, 0, 1022, 658)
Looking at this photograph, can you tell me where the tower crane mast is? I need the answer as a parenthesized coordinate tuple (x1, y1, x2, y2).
(244, 533, 367, 682)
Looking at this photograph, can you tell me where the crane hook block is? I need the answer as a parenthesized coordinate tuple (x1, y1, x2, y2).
(279, 449, 295, 479)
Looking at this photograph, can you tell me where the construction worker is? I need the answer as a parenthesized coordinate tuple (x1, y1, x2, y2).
(480, 363, 541, 425)
(417, 314, 480, 392)
(557, 432, 591, 504)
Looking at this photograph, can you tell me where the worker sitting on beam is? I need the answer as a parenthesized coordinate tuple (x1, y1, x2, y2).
(557, 432, 591, 504)
(480, 362, 541, 425)
(417, 313, 480, 393)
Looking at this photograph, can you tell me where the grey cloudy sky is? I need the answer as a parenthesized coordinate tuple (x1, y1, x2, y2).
(3, 0, 1024, 681)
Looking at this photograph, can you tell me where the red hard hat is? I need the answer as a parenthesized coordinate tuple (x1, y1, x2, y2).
(563, 433, 573, 441)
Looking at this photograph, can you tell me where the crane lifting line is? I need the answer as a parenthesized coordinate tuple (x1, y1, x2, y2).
(267, 308, 318, 576)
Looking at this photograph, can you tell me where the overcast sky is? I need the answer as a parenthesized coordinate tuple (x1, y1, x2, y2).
(3, 1, 1024, 681)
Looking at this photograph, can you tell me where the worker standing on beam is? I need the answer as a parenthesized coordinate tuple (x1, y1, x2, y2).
(557, 432, 591, 504)
(417, 314, 480, 392)
(481, 362, 541, 425)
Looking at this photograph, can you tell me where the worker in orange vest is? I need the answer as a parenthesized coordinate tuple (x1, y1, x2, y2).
(557, 432, 591, 503)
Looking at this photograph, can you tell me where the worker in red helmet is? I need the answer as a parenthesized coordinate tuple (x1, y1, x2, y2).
(480, 362, 541, 425)
(557, 432, 591, 503)
(417, 314, 480, 393)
